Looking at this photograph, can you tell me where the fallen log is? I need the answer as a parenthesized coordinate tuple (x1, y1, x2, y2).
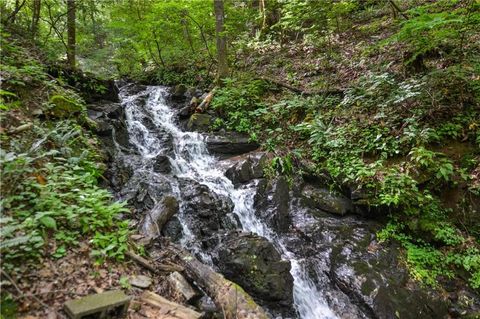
(142, 291, 203, 319)
(167, 245, 269, 319)
(258, 76, 344, 96)
(195, 89, 215, 113)
(142, 196, 179, 236)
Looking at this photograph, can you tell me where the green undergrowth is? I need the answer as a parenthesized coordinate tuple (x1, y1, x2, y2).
(0, 33, 131, 274)
(210, 24, 480, 289)
(207, 0, 480, 291)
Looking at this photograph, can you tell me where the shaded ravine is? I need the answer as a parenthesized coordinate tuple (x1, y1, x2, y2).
(120, 85, 340, 318)
(95, 84, 458, 319)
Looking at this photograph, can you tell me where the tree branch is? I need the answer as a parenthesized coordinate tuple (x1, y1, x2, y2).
(388, 0, 408, 20)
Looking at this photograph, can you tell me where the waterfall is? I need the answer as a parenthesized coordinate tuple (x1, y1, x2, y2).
(120, 85, 338, 319)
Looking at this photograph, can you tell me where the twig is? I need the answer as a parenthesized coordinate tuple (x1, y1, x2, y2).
(1, 269, 53, 311)
(388, 0, 408, 20)
(125, 250, 183, 273)
(125, 250, 157, 273)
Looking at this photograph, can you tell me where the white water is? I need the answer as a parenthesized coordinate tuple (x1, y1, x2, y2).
(121, 85, 338, 319)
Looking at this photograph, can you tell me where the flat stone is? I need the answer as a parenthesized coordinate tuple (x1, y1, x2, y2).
(129, 275, 152, 288)
(167, 271, 198, 301)
(64, 290, 130, 319)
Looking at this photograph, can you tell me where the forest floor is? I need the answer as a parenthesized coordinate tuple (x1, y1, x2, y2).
(0, 34, 184, 319)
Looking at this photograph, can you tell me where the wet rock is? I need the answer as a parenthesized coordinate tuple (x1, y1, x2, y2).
(119, 171, 172, 211)
(215, 232, 294, 311)
(178, 105, 192, 119)
(224, 152, 267, 185)
(330, 240, 450, 319)
(296, 206, 450, 319)
(152, 155, 171, 174)
(254, 177, 290, 233)
(302, 184, 353, 216)
(88, 101, 131, 152)
(162, 217, 183, 242)
(103, 154, 142, 191)
(171, 84, 188, 100)
(205, 133, 259, 158)
(121, 84, 147, 96)
(187, 113, 212, 132)
(179, 179, 238, 248)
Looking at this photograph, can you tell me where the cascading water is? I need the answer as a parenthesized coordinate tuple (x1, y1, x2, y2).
(120, 85, 339, 319)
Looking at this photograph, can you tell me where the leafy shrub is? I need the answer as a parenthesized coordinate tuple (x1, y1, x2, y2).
(0, 120, 130, 268)
(212, 77, 270, 137)
(388, 2, 480, 65)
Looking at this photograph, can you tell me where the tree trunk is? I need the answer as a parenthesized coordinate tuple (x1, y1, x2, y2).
(7, 0, 27, 24)
(214, 0, 228, 83)
(66, 0, 76, 69)
(141, 291, 203, 319)
(31, 0, 41, 38)
(259, 0, 266, 32)
(167, 245, 269, 319)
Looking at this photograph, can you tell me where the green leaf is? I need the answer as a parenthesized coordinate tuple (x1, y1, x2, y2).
(40, 216, 57, 229)
(0, 236, 31, 250)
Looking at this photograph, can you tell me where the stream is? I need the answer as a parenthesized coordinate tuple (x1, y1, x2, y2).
(90, 83, 454, 319)
(122, 85, 337, 318)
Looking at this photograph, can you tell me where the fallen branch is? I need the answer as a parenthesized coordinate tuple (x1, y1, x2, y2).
(126, 251, 183, 274)
(1, 269, 53, 312)
(195, 89, 216, 113)
(167, 245, 269, 319)
(258, 76, 344, 96)
(388, 0, 409, 20)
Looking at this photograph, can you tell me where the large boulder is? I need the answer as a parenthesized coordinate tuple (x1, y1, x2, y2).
(187, 113, 212, 132)
(224, 152, 267, 185)
(292, 199, 451, 319)
(205, 133, 259, 159)
(171, 84, 188, 101)
(151, 155, 172, 174)
(329, 237, 450, 319)
(301, 184, 353, 216)
(88, 101, 131, 152)
(49, 95, 84, 118)
(215, 232, 294, 310)
(254, 177, 290, 233)
(179, 179, 238, 249)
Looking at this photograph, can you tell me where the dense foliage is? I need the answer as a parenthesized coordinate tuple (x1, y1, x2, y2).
(1, 0, 479, 313)
(0, 33, 130, 271)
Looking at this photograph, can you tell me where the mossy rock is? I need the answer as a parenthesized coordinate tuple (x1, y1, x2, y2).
(187, 113, 212, 132)
(49, 95, 84, 118)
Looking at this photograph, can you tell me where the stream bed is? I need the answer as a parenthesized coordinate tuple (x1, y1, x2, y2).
(88, 83, 462, 319)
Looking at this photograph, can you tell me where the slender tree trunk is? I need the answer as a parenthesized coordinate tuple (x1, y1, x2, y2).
(259, 0, 266, 32)
(31, 0, 41, 39)
(214, 0, 228, 82)
(182, 18, 195, 54)
(7, 0, 27, 24)
(66, 0, 76, 69)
